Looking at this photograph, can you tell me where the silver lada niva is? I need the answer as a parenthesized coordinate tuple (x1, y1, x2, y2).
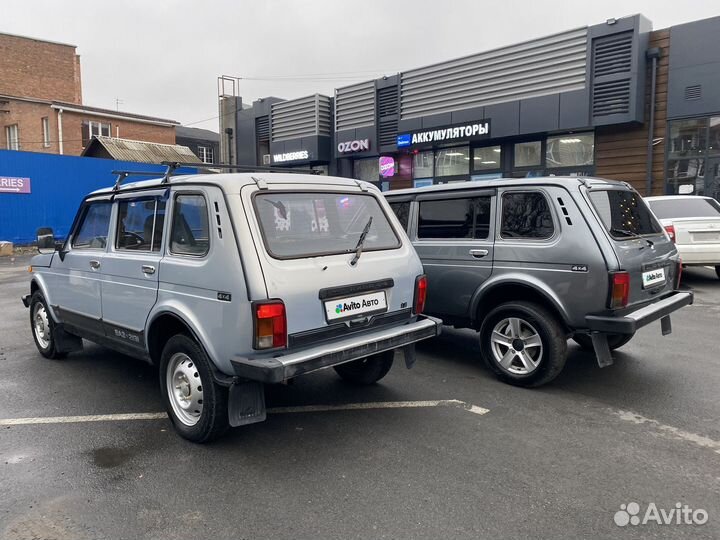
(23, 167, 440, 442)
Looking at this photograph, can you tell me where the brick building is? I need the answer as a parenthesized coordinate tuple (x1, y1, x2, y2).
(0, 32, 178, 155)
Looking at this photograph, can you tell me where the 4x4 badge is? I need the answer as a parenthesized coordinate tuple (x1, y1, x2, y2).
(571, 265, 588, 272)
(217, 292, 232, 302)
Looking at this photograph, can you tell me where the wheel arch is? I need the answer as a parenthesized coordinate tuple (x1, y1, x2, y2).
(29, 274, 60, 322)
(146, 310, 204, 367)
(470, 276, 571, 333)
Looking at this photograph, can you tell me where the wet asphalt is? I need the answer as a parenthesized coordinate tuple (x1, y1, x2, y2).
(0, 255, 718, 540)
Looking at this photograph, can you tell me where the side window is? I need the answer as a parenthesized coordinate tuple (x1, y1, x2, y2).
(71, 202, 112, 249)
(501, 192, 554, 239)
(171, 194, 210, 256)
(389, 201, 410, 231)
(116, 198, 166, 252)
(418, 198, 473, 239)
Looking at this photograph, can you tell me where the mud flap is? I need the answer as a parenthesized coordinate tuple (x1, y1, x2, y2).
(54, 326, 84, 354)
(591, 333, 614, 368)
(228, 380, 266, 427)
(401, 344, 416, 369)
(660, 315, 672, 336)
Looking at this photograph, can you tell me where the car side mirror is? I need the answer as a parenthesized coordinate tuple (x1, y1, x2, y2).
(36, 227, 57, 253)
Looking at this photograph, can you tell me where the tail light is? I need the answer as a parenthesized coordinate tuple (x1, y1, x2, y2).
(609, 271, 630, 309)
(676, 258, 683, 289)
(413, 274, 427, 314)
(664, 224, 676, 243)
(254, 300, 286, 349)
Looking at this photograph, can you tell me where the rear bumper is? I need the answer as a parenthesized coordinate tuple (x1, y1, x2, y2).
(676, 244, 720, 265)
(585, 291, 693, 334)
(231, 315, 442, 383)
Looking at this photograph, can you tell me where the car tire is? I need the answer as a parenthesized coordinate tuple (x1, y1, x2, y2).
(159, 334, 229, 443)
(334, 350, 394, 385)
(572, 333, 634, 351)
(29, 291, 67, 359)
(480, 301, 567, 387)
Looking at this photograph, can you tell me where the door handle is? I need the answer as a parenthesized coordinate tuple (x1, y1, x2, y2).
(89, 260, 101, 270)
(142, 265, 156, 275)
(469, 249, 489, 258)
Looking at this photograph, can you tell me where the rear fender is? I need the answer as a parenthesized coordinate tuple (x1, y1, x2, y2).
(469, 274, 571, 328)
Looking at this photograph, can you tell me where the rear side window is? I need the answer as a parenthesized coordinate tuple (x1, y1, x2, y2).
(589, 189, 662, 239)
(72, 202, 112, 249)
(389, 201, 410, 231)
(254, 192, 400, 259)
(171, 194, 210, 256)
(647, 198, 720, 219)
(116, 198, 166, 252)
(501, 192, 554, 239)
(418, 197, 492, 239)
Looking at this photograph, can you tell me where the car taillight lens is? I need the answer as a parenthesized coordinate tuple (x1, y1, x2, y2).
(254, 301, 286, 349)
(414, 274, 427, 314)
(609, 271, 630, 309)
(664, 224, 676, 243)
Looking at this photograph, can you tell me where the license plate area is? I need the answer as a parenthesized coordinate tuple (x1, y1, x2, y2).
(324, 291, 387, 322)
(692, 231, 720, 242)
(642, 267, 666, 289)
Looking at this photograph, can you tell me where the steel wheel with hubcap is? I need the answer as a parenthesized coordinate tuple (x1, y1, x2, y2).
(480, 301, 567, 387)
(159, 334, 229, 443)
(29, 291, 66, 359)
(166, 352, 204, 427)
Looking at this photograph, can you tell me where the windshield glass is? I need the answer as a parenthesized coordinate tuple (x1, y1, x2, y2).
(254, 192, 401, 259)
(647, 197, 720, 219)
(588, 189, 663, 239)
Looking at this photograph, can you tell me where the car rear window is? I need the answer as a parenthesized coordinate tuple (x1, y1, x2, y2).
(647, 198, 720, 219)
(588, 189, 663, 239)
(254, 192, 401, 259)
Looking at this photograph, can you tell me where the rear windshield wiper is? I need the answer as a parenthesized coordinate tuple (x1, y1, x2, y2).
(349, 217, 373, 266)
(610, 227, 654, 247)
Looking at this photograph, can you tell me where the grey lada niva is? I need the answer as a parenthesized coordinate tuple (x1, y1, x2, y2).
(23, 168, 440, 442)
(386, 177, 693, 387)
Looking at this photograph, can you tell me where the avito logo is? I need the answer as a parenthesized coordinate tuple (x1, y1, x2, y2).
(335, 298, 380, 315)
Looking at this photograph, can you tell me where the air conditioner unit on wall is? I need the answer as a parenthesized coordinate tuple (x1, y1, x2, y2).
(262, 154, 271, 165)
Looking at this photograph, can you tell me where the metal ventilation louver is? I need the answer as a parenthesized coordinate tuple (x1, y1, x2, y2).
(592, 80, 631, 117)
(592, 33, 633, 76)
(271, 94, 332, 142)
(255, 115, 270, 141)
(335, 81, 375, 131)
(684, 85, 702, 101)
(377, 86, 399, 147)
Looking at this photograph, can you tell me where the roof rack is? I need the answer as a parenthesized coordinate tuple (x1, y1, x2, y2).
(160, 161, 322, 178)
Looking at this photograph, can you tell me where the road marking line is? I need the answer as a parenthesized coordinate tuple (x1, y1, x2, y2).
(0, 399, 489, 426)
(614, 410, 720, 455)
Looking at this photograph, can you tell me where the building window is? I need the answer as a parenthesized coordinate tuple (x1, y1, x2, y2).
(197, 145, 214, 164)
(435, 146, 470, 177)
(89, 121, 111, 138)
(412, 150, 434, 178)
(473, 145, 502, 171)
(546, 133, 594, 168)
(5, 124, 19, 150)
(514, 141, 542, 168)
(666, 117, 720, 197)
(42, 117, 51, 147)
(353, 158, 379, 182)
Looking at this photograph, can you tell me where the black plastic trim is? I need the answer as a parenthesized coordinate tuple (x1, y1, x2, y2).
(318, 278, 394, 300)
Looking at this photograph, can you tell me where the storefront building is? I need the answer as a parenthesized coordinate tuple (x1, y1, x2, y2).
(229, 14, 720, 198)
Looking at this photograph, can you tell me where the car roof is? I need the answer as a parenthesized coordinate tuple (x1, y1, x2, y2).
(645, 195, 714, 201)
(89, 172, 373, 196)
(384, 176, 628, 197)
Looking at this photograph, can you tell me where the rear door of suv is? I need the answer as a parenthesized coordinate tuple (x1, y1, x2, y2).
(410, 189, 496, 318)
(586, 186, 678, 308)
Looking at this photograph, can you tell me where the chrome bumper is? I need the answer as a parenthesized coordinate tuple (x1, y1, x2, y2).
(231, 315, 442, 383)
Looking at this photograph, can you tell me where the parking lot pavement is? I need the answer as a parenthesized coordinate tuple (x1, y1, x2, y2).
(1, 257, 718, 540)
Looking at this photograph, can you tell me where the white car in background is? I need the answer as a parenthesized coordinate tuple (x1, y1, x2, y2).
(645, 195, 720, 279)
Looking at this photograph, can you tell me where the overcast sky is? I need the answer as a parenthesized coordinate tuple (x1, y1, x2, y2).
(2, 0, 718, 131)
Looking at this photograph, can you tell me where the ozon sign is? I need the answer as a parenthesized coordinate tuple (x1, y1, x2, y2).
(337, 139, 370, 154)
